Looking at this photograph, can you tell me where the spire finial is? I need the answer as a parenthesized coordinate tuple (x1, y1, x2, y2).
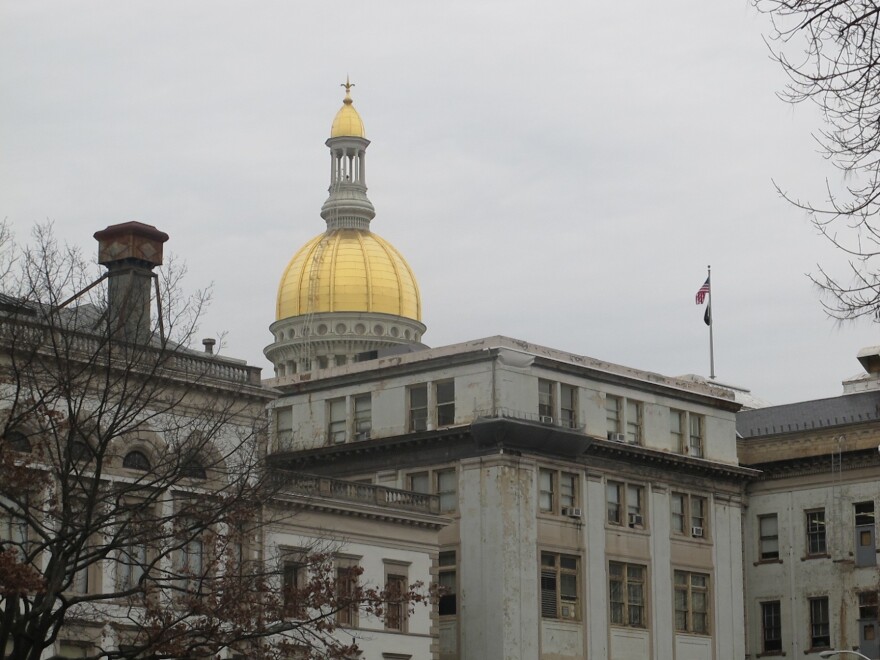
(341, 75, 354, 105)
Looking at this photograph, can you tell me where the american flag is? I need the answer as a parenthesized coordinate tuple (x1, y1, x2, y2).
(695, 277, 710, 305)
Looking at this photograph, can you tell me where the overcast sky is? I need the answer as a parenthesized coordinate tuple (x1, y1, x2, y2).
(3, 1, 879, 405)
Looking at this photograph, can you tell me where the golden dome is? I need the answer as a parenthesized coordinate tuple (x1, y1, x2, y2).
(276, 229, 421, 321)
(330, 82, 366, 138)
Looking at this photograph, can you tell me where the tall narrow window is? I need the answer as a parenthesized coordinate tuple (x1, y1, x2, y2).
(436, 381, 455, 426)
(855, 501, 877, 567)
(438, 551, 457, 616)
(671, 493, 686, 534)
(690, 496, 706, 534)
(539, 469, 555, 513)
(409, 385, 428, 432)
(335, 561, 359, 627)
(538, 380, 554, 420)
(606, 396, 621, 435)
(328, 398, 347, 444)
(409, 472, 429, 494)
(809, 596, 830, 648)
(759, 514, 779, 560)
(670, 410, 684, 452)
(560, 473, 576, 510)
(607, 482, 622, 524)
(560, 384, 577, 428)
(282, 560, 306, 618)
(353, 394, 371, 440)
(806, 510, 827, 556)
(540, 552, 579, 620)
(761, 601, 782, 652)
(436, 469, 457, 513)
(609, 562, 646, 627)
(384, 573, 407, 631)
(626, 400, 642, 445)
(276, 407, 293, 450)
(689, 414, 704, 457)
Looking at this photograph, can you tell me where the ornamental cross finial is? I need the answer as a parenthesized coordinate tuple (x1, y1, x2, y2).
(341, 75, 354, 104)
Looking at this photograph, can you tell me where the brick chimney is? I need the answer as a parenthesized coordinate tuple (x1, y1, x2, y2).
(93, 222, 169, 343)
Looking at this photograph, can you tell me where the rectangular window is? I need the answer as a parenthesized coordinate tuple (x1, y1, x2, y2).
(856, 501, 875, 526)
(688, 414, 704, 457)
(353, 394, 371, 440)
(409, 385, 428, 432)
(609, 562, 646, 628)
(540, 552, 579, 621)
(0, 494, 28, 559)
(607, 481, 645, 528)
(335, 560, 359, 627)
(438, 550, 457, 616)
(384, 573, 407, 631)
(761, 601, 782, 652)
(671, 493, 707, 538)
(436, 381, 455, 427)
(540, 469, 555, 513)
(409, 472, 430, 494)
(759, 514, 779, 560)
(809, 596, 830, 649)
(276, 407, 293, 450)
(855, 501, 876, 567)
(328, 398, 347, 444)
(806, 510, 827, 556)
(626, 400, 642, 445)
(670, 410, 684, 452)
(860, 591, 879, 620)
(282, 559, 306, 619)
(606, 395, 621, 435)
(538, 379, 554, 420)
(674, 571, 710, 634)
(560, 473, 576, 510)
(560, 384, 577, 428)
(436, 469, 457, 513)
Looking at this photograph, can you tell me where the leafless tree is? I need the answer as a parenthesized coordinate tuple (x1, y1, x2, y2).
(0, 223, 427, 660)
(758, 0, 880, 318)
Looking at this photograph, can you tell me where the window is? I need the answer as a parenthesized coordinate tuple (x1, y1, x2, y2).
(806, 509, 827, 556)
(761, 601, 782, 653)
(123, 450, 151, 471)
(0, 495, 28, 558)
(688, 414, 704, 457)
(176, 534, 205, 593)
(626, 400, 642, 445)
(606, 395, 621, 435)
(438, 550, 456, 616)
(335, 559, 359, 627)
(180, 455, 207, 480)
(282, 559, 306, 618)
(539, 469, 578, 514)
(670, 410, 684, 452)
(855, 501, 876, 567)
(809, 596, 830, 649)
(560, 384, 577, 428)
(674, 571, 709, 634)
(408, 468, 457, 513)
(117, 542, 148, 591)
(759, 514, 779, 560)
(540, 552, 579, 620)
(607, 481, 645, 528)
(409, 385, 428, 432)
(353, 394, 371, 440)
(856, 501, 875, 526)
(436, 469, 457, 513)
(436, 381, 455, 426)
(538, 379, 554, 419)
(328, 398, 347, 444)
(384, 572, 408, 631)
(4, 429, 31, 453)
(671, 493, 707, 538)
(609, 562, 646, 628)
(860, 591, 878, 619)
(276, 407, 293, 450)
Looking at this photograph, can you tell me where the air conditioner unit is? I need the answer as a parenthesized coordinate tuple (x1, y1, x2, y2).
(608, 432, 626, 442)
(691, 526, 704, 538)
(540, 415, 554, 425)
(560, 604, 577, 620)
(628, 513, 644, 527)
(355, 430, 371, 441)
(562, 506, 583, 518)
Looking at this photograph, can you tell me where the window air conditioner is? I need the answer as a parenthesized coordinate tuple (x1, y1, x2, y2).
(562, 506, 583, 518)
(628, 513, 644, 527)
(608, 432, 626, 443)
(560, 604, 577, 620)
(691, 526, 704, 538)
(540, 415, 554, 425)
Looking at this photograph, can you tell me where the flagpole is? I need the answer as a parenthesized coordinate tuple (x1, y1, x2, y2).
(707, 265, 715, 380)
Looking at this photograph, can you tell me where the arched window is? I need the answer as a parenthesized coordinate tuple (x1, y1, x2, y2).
(4, 430, 31, 453)
(181, 456, 207, 480)
(123, 450, 151, 471)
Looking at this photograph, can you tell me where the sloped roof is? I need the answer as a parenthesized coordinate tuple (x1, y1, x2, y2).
(737, 390, 880, 438)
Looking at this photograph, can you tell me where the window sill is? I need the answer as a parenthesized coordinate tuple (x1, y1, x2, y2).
(671, 532, 712, 544)
(801, 553, 830, 561)
(606, 522, 651, 535)
(753, 558, 783, 566)
(756, 651, 785, 657)
(804, 647, 831, 655)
